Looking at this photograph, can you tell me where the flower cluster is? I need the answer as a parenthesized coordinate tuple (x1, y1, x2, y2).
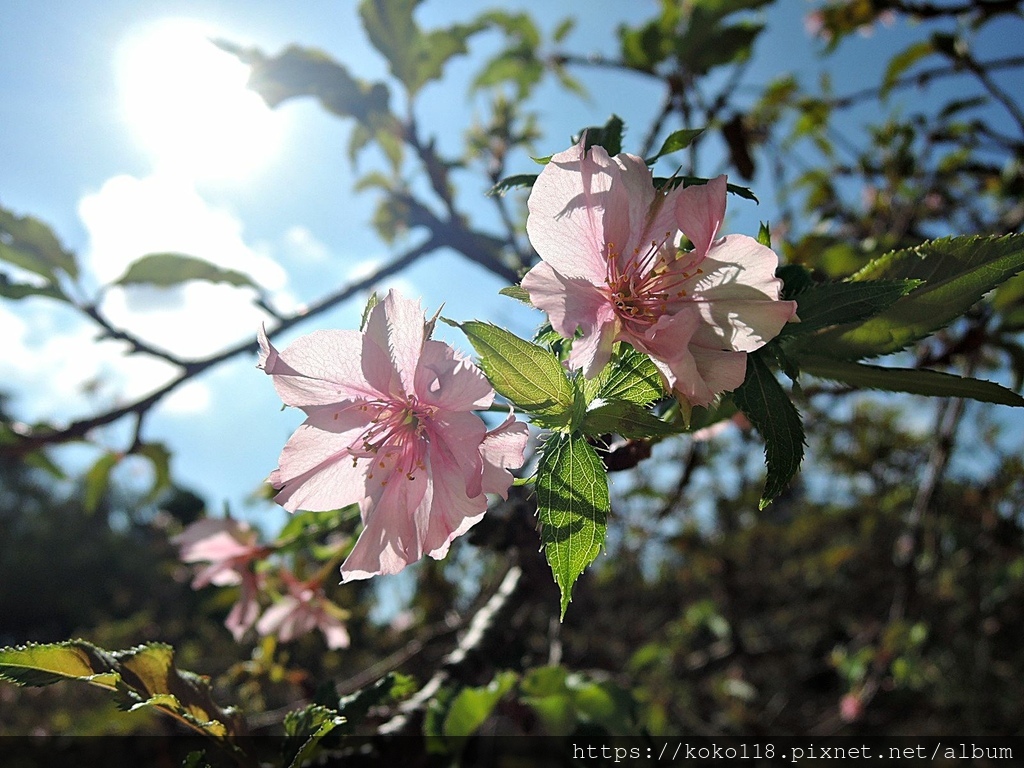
(522, 139, 797, 407)
(252, 140, 795, 593)
(258, 290, 529, 581)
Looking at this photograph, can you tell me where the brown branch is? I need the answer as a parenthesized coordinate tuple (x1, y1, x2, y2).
(827, 55, 1024, 109)
(2, 237, 442, 458)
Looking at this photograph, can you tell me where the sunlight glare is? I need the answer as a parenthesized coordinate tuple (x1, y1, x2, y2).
(117, 19, 283, 180)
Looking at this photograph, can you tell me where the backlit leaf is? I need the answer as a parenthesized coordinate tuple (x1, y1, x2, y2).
(454, 320, 574, 426)
(537, 432, 610, 618)
(115, 253, 257, 290)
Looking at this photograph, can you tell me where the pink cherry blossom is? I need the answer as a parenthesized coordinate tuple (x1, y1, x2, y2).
(172, 518, 268, 640)
(256, 571, 349, 649)
(258, 289, 528, 581)
(521, 139, 798, 407)
(173, 517, 268, 588)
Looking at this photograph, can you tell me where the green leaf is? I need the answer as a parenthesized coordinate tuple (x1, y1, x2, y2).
(646, 128, 704, 164)
(882, 41, 935, 98)
(783, 279, 921, 336)
(655, 176, 758, 203)
(487, 173, 538, 197)
(581, 400, 679, 439)
(0, 641, 249, 753)
(776, 263, 813, 299)
(454, 321, 574, 426)
(536, 433, 610, 618)
(84, 452, 121, 515)
(0, 273, 68, 302)
(498, 285, 532, 305)
(115, 253, 258, 290)
(552, 17, 576, 43)
(0, 207, 78, 281)
(578, 114, 625, 157)
(800, 356, 1024, 407)
(443, 671, 518, 737)
(136, 442, 173, 503)
(359, 0, 482, 95)
(732, 351, 804, 508)
(757, 221, 772, 248)
(282, 704, 344, 768)
(594, 346, 664, 406)
(814, 235, 1024, 359)
(0, 640, 118, 688)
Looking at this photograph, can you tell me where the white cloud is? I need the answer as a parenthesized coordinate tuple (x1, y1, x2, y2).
(4, 172, 303, 426)
(78, 172, 290, 358)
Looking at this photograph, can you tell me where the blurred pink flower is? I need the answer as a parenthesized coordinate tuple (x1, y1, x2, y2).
(256, 572, 349, 649)
(172, 518, 268, 640)
(259, 289, 528, 581)
(521, 139, 797, 407)
(173, 517, 267, 588)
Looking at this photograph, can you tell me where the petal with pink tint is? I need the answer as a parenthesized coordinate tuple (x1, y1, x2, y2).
(364, 290, 427, 395)
(686, 235, 797, 351)
(675, 175, 727, 258)
(269, 408, 371, 513)
(480, 414, 530, 498)
(526, 141, 612, 283)
(258, 326, 384, 407)
(416, 340, 493, 412)
(521, 261, 609, 340)
(567, 308, 619, 378)
(341, 465, 431, 581)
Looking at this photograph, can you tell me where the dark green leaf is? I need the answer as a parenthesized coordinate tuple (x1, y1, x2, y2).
(783, 279, 920, 336)
(655, 176, 758, 203)
(578, 115, 625, 157)
(487, 174, 538, 197)
(776, 263, 813, 299)
(536, 433, 610, 618)
(814, 235, 1024, 359)
(84, 452, 120, 515)
(0, 273, 67, 302)
(732, 351, 804, 508)
(882, 41, 935, 98)
(115, 254, 258, 290)
(0, 207, 78, 281)
(359, 0, 483, 95)
(454, 321, 574, 426)
(801, 356, 1024, 407)
(646, 128, 705, 164)
(282, 704, 344, 768)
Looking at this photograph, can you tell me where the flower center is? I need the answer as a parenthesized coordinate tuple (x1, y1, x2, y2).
(605, 235, 703, 328)
(352, 396, 434, 481)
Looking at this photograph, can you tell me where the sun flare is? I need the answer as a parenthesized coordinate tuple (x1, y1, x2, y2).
(116, 19, 284, 181)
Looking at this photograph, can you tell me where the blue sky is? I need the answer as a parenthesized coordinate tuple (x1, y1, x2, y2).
(2, 1, 1020, 524)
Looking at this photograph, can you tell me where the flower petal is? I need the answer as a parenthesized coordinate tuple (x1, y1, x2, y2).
(686, 235, 797, 351)
(675, 175, 727, 258)
(526, 140, 613, 283)
(416, 340, 493, 412)
(258, 326, 385, 407)
(364, 289, 428, 396)
(521, 261, 609, 340)
(341, 462, 432, 581)
(480, 413, 529, 498)
(269, 408, 372, 513)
